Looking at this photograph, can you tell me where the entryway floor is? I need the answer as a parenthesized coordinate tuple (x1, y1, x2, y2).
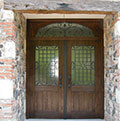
(25, 119, 104, 121)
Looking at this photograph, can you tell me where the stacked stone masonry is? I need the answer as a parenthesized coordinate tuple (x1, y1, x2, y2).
(104, 14, 120, 121)
(4, 0, 120, 12)
(0, 9, 26, 121)
(13, 12, 26, 121)
(0, 10, 15, 121)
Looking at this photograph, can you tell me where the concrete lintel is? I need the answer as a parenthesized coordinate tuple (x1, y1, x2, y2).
(23, 13, 106, 19)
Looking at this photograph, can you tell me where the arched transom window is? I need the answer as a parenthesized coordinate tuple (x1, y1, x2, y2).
(36, 22, 94, 37)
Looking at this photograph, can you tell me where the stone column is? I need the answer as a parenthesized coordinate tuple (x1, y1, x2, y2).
(104, 13, 120, 121)
(0, 9, 16, 121)
(0, 1, 26, 120)
(114, 13, 120, 121)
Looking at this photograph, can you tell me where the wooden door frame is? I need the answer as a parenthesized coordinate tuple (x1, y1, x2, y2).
(26, 19, 104, 119)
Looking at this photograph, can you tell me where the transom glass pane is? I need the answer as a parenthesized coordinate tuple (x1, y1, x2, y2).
(72, 46, 95, 86)
(35, 46, 59, 86)
(36, 22, 94, 37)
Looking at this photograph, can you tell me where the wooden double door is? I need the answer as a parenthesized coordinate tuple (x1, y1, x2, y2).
(26, 20, 104, 119)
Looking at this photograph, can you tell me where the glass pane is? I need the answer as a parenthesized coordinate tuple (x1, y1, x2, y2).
(35, 46, 59, 86)
(36, 23, 94, 37)
(72, 46, 95, 86)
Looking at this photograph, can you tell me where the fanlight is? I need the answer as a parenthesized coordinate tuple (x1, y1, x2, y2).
(36, 22, 94, 37)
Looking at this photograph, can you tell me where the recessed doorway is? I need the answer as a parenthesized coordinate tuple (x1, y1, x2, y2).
(26, 19, 104, 119)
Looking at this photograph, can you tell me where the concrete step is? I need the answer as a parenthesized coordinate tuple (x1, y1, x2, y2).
(25, 119, 105, 121)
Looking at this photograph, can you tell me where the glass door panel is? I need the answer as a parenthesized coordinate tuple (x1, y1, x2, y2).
(71, 46, 95, 86)
(35, 46, 59, 86)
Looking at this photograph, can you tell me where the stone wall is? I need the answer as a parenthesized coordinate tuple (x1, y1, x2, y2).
(13, 12, 26, 121)
(104, 13, 120, 121)
(4, 0, 120, 12)
(0, 10, 16, 121)
(0, 10, 26, 121)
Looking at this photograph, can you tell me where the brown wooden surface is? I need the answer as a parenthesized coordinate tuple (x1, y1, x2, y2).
(34, 40, 64, 118)
(28, 19, 103, 38)
(14, 9, 116, 15)
(26, 19, 104, 119)
(66, 39, 104, 119)
(31, 37, 99, 41)
(26, 22, 65, 118)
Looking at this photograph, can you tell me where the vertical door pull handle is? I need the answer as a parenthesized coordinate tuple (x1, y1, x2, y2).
(68, 74, 71, 88)
(59, 74, 62, 88)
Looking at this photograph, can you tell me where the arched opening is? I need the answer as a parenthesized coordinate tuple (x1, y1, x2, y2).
(36, 22, 94, 37)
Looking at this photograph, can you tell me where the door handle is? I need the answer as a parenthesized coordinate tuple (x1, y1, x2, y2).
(68, 74, 71, 88)
(59, 74, 62, 88)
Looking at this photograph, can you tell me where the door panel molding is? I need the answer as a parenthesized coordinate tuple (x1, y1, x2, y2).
(26, 19, 104, 119)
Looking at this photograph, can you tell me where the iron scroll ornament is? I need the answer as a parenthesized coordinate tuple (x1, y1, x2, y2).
(36, 22, 94, 37)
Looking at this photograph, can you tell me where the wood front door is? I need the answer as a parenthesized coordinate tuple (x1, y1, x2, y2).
(26, 20, 104, 119)
(66, 40, 103, 118)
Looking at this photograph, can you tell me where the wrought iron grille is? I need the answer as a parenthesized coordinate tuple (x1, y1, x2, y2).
(71, 46, 95, 86)
(35, 46, 59, 86)
(36, 23, 94, 37)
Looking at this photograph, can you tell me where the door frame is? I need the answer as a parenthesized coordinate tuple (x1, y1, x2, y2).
(26, 19, 104, 119)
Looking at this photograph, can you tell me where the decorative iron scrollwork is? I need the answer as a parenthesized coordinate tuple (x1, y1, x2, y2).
(35, 46, 59, 86)
(36, 22, 94, 37)
(71, 46, 95, 86)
